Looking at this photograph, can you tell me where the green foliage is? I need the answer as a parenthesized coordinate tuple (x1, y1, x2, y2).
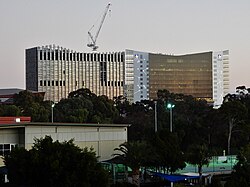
(13, 90, 50, 122)
(0, 105, 21, 116)
(225, 144, 250, 187)
(114, 141, 148, 171)
(54, 88, 119, 123)
(4, 136, 109, 187)
(151, 130, 186, 173)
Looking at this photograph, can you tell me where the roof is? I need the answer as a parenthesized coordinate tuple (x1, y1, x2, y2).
(0, 88, 24, 95)
(0, 122, 130, 129)
(150, 171, 200, 182)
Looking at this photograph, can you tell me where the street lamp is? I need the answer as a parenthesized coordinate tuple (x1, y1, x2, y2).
(51, 103, 55, 123)
(154, 101, 157, 132)
(166, 103, 175, 133)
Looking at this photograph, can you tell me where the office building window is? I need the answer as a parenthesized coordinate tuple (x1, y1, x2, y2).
(48, 81, 50, 86)
(55, 50, 58, 60)
(48, 52, 50, 60)
(52, 80, 54, 86)
(52, 52, 54, 60)
(63, 81, 65, 86)
(44, 81, 46, 86)
(40, 51, 42, 60)
(60, 81, 62, 86)
(56, 81, 58, 86)
(40, 80, 42, 86)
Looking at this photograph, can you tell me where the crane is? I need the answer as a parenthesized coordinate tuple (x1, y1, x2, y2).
(87, 3, 111, 51)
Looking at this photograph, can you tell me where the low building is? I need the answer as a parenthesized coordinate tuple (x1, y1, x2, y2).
(0, 122, 129, 166)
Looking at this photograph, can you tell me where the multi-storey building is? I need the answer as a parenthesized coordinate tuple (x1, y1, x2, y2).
(26, 45, 124, 102)
(26, 45, 229, 107)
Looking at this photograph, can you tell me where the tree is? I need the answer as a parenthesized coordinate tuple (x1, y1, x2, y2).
(54, 88, 119, 123)
(225, 144, 250, 187)
(13, 90, 50, 122)
(219, 100, 248, 154)
(114, 141, 148, 187)
(5, 136, 109, 187)
(0, 105, 21, 116)
(151, 130, 186, 174)
(186, 144, 211, 186)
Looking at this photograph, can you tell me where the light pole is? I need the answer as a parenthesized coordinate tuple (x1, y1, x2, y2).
(166, 103, 175, 133)
(51, 103, 55, 123)
(154, 101, 157, 132)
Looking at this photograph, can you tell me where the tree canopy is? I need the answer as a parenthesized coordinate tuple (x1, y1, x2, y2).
(4, 136, 109, 187)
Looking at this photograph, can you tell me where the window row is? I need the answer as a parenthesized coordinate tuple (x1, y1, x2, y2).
(0, 144, 17, 156)
(100, 81, 124, 87)
(40, 80, 85, 87)
(39, 51, 124, 63)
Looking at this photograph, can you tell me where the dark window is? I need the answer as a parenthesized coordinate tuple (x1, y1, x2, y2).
(67, 53, 69, 61)
(63, 81, 65, 86)
(121, 81, 123, 86)
(44, 81, 46, 86)
(82, 81, 84, 86)
(55, 50, 58, 60)
(63, 70, 65, 74)
(60, 52, 62, 60)
(40, 80, 42, 86)
(56, 81, 58, 86)
(90, 53, 93, 61)
(101, 81, 103, 86)
(121, 53, 124, 62)
(108, 81, 110, 86)
(52, 81, 54, 86)
(108, 54, 110, 62)
(101, 54, 103, 61)
(115, 81, 117, 86)
(48, 52, 50, 60)
(75, 81, 77, 86)
(48, 81, 50, 86)
(114, 53, 117, 62)
(80, 53, 83, 61)
(111, 81, 113, 86)
(94, 54, 96, 61)
(70, 53, 72, 61)
(60, 81, 62, 86)
(73, 53, 75, 61)
(118, 81, 120, 86)
(63, 52, 65, 60)
(52, 52, 54, 60)
(84, 53, 86, 61)
(87, 54, 89, 61)
(111, 54, 114, 62)
(77, 53, 79, 61)
(40, 51, 43, 60)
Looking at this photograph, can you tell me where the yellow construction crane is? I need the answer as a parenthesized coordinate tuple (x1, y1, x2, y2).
(87, 3, 111, 51)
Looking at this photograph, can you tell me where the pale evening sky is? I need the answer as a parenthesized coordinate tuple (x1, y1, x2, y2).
(0, 0, 249, 92)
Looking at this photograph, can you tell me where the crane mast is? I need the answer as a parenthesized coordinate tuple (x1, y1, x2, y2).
(87, 3, 111, 51)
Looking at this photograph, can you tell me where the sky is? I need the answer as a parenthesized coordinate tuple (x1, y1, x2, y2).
(0, 0, 250, 92)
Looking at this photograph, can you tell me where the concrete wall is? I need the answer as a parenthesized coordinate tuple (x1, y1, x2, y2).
(24, 125, 127, 161)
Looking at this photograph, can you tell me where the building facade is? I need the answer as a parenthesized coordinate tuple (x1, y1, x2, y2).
(26, 45, 124, 102)
(26, 45, 229, 106)
(0, 122, 128, 166)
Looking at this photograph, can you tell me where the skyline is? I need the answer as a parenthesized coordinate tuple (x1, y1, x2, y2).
(0, 0, 250, 92)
